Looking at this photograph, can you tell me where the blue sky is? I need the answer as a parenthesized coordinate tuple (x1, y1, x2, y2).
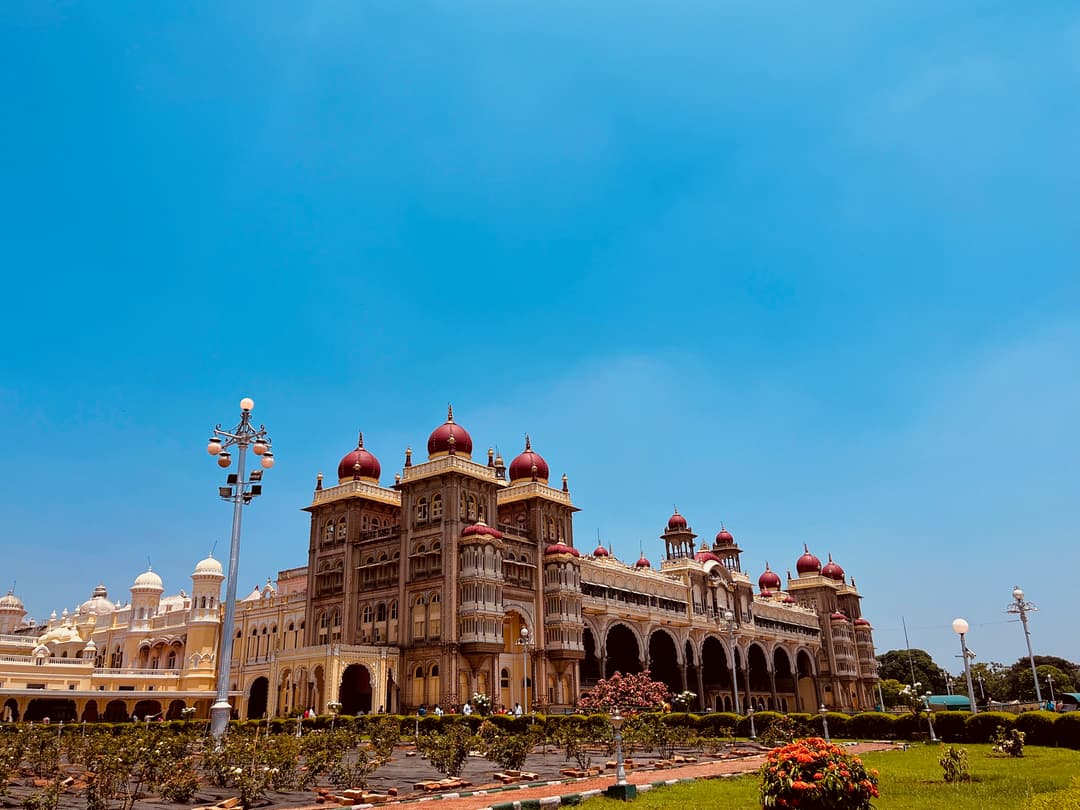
(2, 2, 1078, 676)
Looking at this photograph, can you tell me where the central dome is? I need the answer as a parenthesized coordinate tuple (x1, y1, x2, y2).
(78, 584, 115, 616)
(337, 432, 381, 483)
(132, 568, 163, 591)
(193, 555, 224, 577)
(427, 405, 473, 459)
(509, 435, 549, 483)
(796, 545, 822, 575)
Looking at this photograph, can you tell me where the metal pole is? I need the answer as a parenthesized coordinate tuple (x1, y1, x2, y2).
(820, 705, 830, 743)
(1020, 608, 1042, 703)
(210, 437, 247, 739)
(1047, 674, 1055, 704)
(959, 633, 978, 715)
(731, 633, 742, 716)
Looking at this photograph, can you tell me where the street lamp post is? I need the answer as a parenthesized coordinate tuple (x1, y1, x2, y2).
(517, 626, 532, 717)
(820, 704, 830, 743)
(748, 706, 757, 740)
(206, 397, 275, 740)
(951, 618, 978, 715)
(605, 708, 637, 801)
(723, 609, 742, 716)
(328, 701, 342, 731)
(1006, 586, 1043, 704)
(923, 692, 937, 743)
(1047, 673, 1055, 705)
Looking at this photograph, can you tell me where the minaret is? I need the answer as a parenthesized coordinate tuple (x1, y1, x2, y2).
(129, 567, 164, 631)
(184, 555, 225, 687)
(661, 508, 697, 560)
(0, 589, 26, 634)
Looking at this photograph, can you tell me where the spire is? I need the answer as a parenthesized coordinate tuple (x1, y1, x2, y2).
(447, 403, 455, 423)
(562, 472, 569, 492)
(405, 447, 413, 467)
(357, 431, 365, 448)
(316, 472, 323, 491)
(487, 447, 495, 468)
(524, 434, 532, 451)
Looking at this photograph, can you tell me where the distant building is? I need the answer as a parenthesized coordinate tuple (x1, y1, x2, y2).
(0, 409, 879, 722)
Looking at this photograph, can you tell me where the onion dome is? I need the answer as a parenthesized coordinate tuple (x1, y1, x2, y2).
(132, 568, 163, 591)
(796, 544, 821, 575)
(0, 590, 24, 610)
(758, 564, 781, 591)
(714, 526, 735, 546)
(760, 589, 773, 598)
(821, 554, 845, 581)
(635, 554, 651, 569)
(83, 638, 97, 652)
(830, 611, 848, 622)
(337, 432, 381, 484)
(593, 544, 610, 557)
(462, 521, 504, 539)
(694, 543, 721, 564)
(509, 435, 549, 483)
(782, 595, 797, 605)
(545, 542, 580, 557)
(78, 584, 116, 616)
(193, 555, 224, 577)
(427, 405, 473, 459)
(667, 509, 688, 530)
(853, 617, 872, 629)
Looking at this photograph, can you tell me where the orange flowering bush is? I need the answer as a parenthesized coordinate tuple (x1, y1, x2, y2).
(759, 737, 879, 809)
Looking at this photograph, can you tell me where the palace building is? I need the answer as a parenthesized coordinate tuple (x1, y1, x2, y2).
(0, 409, 879, 723)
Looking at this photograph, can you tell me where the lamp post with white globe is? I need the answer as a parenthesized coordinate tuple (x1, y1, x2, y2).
(1006, 586, 1043, 704)
(951, 618, 978, 715)
(206, 397, 275, 739)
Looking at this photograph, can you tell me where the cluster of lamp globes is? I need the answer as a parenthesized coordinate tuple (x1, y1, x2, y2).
(205, 397, 275, 469)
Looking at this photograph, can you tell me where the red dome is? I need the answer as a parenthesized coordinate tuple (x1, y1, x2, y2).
(796, 544, 822, 575)
(853, 617, 872, 629)
(635, 554, 651, 568)
(509, 435, 550, 483)
(821, 554, 845, 581)
(462, 521, 503, 539)
(667, 509, 688, 530)
(782, 595, 797, 604)
(760, 589, 773, 598)
(545, 542, 580, 557)
(427, 405, 473, 458)
(758, 564, 781, 591)
(593, 545, 610, 557)
(830, 611, 848, 622)
(714, 526, 735, 546)
(337, 433, 381, 483)
(695, 546, 721, 564)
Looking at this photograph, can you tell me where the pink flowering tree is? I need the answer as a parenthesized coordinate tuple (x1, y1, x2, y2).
(577, 670, 670, 713)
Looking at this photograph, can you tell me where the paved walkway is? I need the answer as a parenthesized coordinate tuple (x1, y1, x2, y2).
(306, 742, 898, 810)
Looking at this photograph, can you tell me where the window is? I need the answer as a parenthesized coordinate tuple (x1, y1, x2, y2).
(324, 522, 335, 542)
(416, 497, 428, 523)
(376, 603, 386, 622)
(337, 518, 347, 540)
(431, 494, 443, 518)
(501, 668, 510, 689)
(429, 593, 441, 637)
(167, 650, 177, 669)
(362, 605, 373, 623)
(390, 600, 398, 620)
(467, 494, 477, 521)
(331, 610, 342, 642)
(412, 595, 426, 639)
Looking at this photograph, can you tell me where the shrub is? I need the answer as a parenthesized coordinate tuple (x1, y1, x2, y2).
(992, 725, 1026, 757)
(416, 721, 476, 778)
(759, 737, 879, 809)
(760, 715, 800, 747)
(939, 745, 970, 782)
(966, 711, 1016, 743)
(933, 711, 968, 742)
(1016, 711, 1058, 746)
(367, 716, 402, 759)
(890, 712, 921, 740)
(1054, 713, 1080, 749)
(821, 711, 850, 740)
(736, 710, 783, 739)
(696, 712, 739, 737)
(577, 670, 670, 713)
(849, 712, 895, 740)
(785, 713, 817, 738)
(481, 725, 538, 772)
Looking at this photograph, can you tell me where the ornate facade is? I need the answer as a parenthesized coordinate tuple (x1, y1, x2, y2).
(0, 409, 879, 723)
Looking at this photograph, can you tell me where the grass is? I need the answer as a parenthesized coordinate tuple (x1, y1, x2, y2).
(578, 744, 1080, 809)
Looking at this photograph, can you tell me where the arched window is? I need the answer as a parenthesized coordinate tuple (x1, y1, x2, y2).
(166, 650, 177, 669)
(390, 600, 398, 620)
(501, 668, 510, 689)
(331, 609, 342, 642)
(362, 605, 373, 623)
(429, 663, 439, 677)
(337, 518, 347, 540)
(429, 593, 442, 637)
(547, 517, 557, 540)
(412, 595, 426, 640)
(376, 603, 386, 622)
(324, 522, 335, 542)
(466, 494, 477, 521)
(517, 513, 527, 532)
(416, 497, 428, 523)
(431, 494, 443, 518)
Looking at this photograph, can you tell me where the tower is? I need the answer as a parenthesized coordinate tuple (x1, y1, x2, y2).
(184, 555, 225, 687)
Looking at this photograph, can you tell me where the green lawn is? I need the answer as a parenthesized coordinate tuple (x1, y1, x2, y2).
(578, 745, 1080, 809)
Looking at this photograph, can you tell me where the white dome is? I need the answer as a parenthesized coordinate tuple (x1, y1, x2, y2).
(0, 590, 24, 611)
(193, 556, 224, 576)
(78, 584, 116, 616)
(132, 568, 164, 591)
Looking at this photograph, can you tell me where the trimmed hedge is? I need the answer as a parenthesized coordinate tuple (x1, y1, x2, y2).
(1016, 711, 1058, 746)
(695, 712, 740, 736)
(965, 711, 1016, 743)
(1054, 712, 1080, 749)
(848, 711, 894, 740)
(932, 711, 968, 742)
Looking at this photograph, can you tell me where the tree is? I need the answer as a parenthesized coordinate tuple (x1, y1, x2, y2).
(878, 678, 907, 709)
(1001, 656, 1080, 702)
(577, 670, 670, 713)
(876, 649, 948, 694)
(948, 661, 1009, 706)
